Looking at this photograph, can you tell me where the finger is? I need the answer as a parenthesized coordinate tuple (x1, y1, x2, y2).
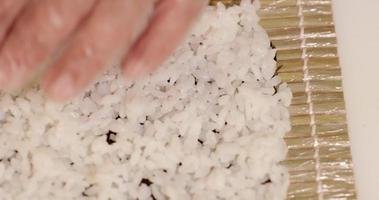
(0, 0, 28, 45)
(42, 0, 155, 101)
(122, 0, 206, 77)
(0, 0, 96, 91)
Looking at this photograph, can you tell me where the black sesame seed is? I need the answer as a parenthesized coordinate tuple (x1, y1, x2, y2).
(106, 131, 117, 145)
(139, 122, 144, 126)
(81, 192, 88, 197)
(192, 74, 198, 86)
(226, 163, 233, 169)
(115, 115, 121, 120)
(225, 121, 228, 125)
(199, 42, 203, 45)
(163, 169, 167, 173)
(84, 91, 92, 98)
(128, 83, 135, 89)
(197, 139, 204, 145)
(178, 135, 182, 138)
(139, 178, 153, 187)
(70, 162, 74, 166)
(261, 178, 272, 185)
(212, 129, 220, 134)
(167, 78, 171, 83)
(82, 184, 94, 197)
(178, 162, 182, 166)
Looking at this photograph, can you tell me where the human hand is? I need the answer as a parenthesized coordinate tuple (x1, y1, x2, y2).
(0, 0, 205, 101)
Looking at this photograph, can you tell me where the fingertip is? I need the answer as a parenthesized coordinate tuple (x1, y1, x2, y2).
(121, 0, 205, 82)
(0, 64, 23, 92)
(0, 68, 7, 90)
(42, 71, 76, 102)
(123, 61, 151, 80)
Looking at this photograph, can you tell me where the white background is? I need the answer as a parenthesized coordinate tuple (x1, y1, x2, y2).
(332, 1, 379, 199)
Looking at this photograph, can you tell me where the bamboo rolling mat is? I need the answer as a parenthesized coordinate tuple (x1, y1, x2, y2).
(210, 0, 356, 199)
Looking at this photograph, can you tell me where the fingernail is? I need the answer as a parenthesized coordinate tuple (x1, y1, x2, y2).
(123, 60, 150, 79)
(47, 72, 75, 101)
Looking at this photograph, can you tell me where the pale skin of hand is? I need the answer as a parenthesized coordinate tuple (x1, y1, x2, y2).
(0, 0, 205, 101)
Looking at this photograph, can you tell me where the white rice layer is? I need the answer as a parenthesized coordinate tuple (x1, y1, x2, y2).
(0, 1, 292, 200)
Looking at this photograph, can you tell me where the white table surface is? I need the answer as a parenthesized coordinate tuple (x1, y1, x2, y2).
(332, 1, 379, 199)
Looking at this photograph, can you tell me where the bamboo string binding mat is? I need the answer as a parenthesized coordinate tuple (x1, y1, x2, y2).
(210, 0, 356, 199)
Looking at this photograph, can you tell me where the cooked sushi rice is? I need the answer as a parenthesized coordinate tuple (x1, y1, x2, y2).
(0, 1, 292, 199)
